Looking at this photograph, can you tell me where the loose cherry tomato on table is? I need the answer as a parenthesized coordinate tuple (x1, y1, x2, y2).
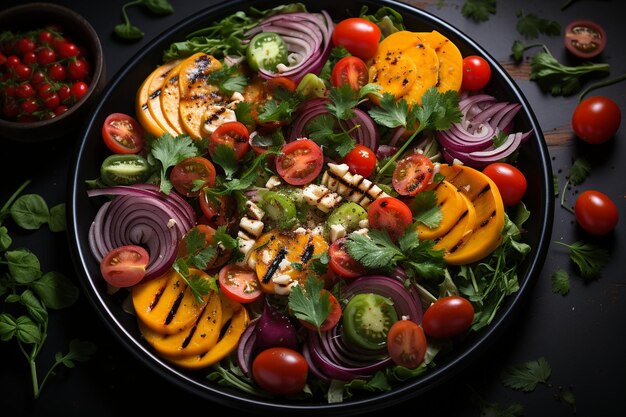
(218, 264, 262, 303)
(275, 139, 324, 186)
(328, 237, 367, 278)
(564, 20, 607, 59)
(102, 113, 145, 154)
(332, 17, 381, 60)
(331, 56, 368, 92)
(100, 245, 150, 288)
(482, 162, 527, 206)
(574, 190, 619, 235)
(299, 289, 342, 332)
(209, 121, 251, 160)
(387, 319, 427, 369)
(572, 96, 621, 144)
(422, 296, 475, 339)
(343, 144, 377, 177)
(392, 153, 434, 196)
(367, 197, 413, 240)
(252, 347, 309, 396)
(461, 55, 491, 91)
(170, 156, 216, 197)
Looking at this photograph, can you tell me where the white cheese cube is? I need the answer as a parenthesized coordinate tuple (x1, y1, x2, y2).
(239, 216, 264, 238)
(265, 176, 282, 189)
(328, 163, 350, 177)
(329, 224, 346, 242)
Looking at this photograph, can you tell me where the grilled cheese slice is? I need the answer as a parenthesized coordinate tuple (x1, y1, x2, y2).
(321, 163, 390, 208)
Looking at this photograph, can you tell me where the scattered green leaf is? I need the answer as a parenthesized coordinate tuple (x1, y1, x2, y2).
(551, 269, 570, 295)
(501, 357, 551, 392)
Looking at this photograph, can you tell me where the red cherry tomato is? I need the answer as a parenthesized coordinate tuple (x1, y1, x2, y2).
(387, 320, 427, 369)
(177, 224, 231, 270)
(332, 17, 381, 60)
(265, 76, 297, 96)
(70, 81, 89, 101)
(574, 190, 619, 235)
(572, 96, 621, 144)
(56, 41, 80, 59)
(252, 347, 308, 396)
(68, 58, 90, 81)
(170, 156, 216, 197)
(422, 296, 475, 339)
(367, 197, 413, 240)
(299, 289, 342, 332)
(100, 245, 150, 288)
(199, 192, 235, 229)
(218, 264, 262, 303)
(343, 144, 377, 177)
(328, 237, 366, 278)
(331, 56, 368, 92)
(392, 154, 434, 196)
(275, 139, 324, 186)
(47, 63, 67, 81)
(482, 162, 527, 206)
(102, 113, 145, 154)
(209, 121, 251, 160)
(461, 55, 491, 91)
(564, 20, 607, 59)
(37, 48, 57, 66)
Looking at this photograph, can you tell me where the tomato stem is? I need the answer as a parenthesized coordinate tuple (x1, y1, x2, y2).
(577, 72, 626, 102)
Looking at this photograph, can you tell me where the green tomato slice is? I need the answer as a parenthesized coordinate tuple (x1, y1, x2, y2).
(246, 32, 289, 72)
(100, 154, 151, 186)
(342, 293, 398, 351)
(260, 191, 297, 230)
(326, 202, 367, 232)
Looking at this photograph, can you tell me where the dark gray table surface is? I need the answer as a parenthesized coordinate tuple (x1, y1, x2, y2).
(1, 0, 624, 415)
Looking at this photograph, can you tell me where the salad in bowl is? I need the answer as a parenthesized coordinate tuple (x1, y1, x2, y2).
(69, 0, 551, 412)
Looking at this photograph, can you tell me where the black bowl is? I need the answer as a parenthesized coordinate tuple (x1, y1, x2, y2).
(0, 2, 106, 142)
(67, 0, 553, 414)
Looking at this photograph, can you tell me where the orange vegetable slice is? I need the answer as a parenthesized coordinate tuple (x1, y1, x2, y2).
(417, 180, 466, 240)
(417, 30, 463, 93)
(160, 60, 185, 135)
(145, 60, 181, 136)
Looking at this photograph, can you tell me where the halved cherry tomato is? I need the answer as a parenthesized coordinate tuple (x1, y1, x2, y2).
(422, 296, 475, 339)
(387, 319, 427, 369)
(100, 245, 149, 288)
(343, 144, 377, 177)
(102, 113, 145, 154)
(461, 55, 491, 91)
(218, 264, 262, 303)
(367, 197, 413, 240)
(574, 190, 619, 235)
(209, 121, 250, 160)
(564, 20, 607, 59)
(265, 76, 297, 96)
(332, 17, 381, 60)
(252, 347, 308, 396)
(572, 96, 621, 144)
(299, 289, 342, 332)
(392, 154, 434, 196)
(199, 192, 235, 230)
(178, 225, 231, 269)
(328, 237, 366, 278)
(170, 156, 216, 197)
(482, 162, 527, 206)
(331, 56, 368, 92)
(275, 139, 324, 186)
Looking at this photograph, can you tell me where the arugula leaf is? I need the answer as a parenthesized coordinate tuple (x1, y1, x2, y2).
(211, 144, 238, 179)
(551, 268, 570, 295)
(149, 133, 198, 194)
(555, 241, 609, 281)
(461, 0, 496, 22)
(501, 357, 551, 392)
(516, 10, 560, 39)
(569, 157, 591, 185)
(408, 191, 442, 229)
(288, 276, 331, 332)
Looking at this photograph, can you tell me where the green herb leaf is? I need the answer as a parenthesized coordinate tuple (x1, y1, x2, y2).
(212, 144, 239, 179)
(213, 226, 238, 250)
(20, 290, 47, 325)
(501, 357, 551, 391)
(140, 0, 174, 15)
(30, 272, 79, 309)
(569, 157, 591, 185)
(516, 11, 560, 39)
(48, 203, 66, 232)
(368, 93, 409, 128)
(359, 5, 405, 37)
(0, 313, 17, 341)
(409, 191, 442, 229)
(114, 23, 144, 41)
(10, 194, 49, 230)
(206, 64, 247, 94)
(461, 0, 496, 22)
(551, 268, 570, 295)
(14, 315, 42, 345)
(346, 230, 403, 270)
(149, 133, 198, 194)
(511, 40, 527, 63)
(0, 226, 11, 251)
(288, 276, 331, 332)
(327, 84, 358, 121)
(556, 241, 609, 280)
(6, 249, 42, 284)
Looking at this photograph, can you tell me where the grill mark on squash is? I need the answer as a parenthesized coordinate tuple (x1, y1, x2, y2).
(262, 246, 288, 283)
(164, 290, 185, 325)
(434, 209, 468, 243)
(300, 235, 314, 264)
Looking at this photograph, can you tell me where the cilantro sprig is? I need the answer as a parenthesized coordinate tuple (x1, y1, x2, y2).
(501, 357, 552, 392)
(555, 241, 609, 281)
(288, 276, 331, 333)
(461, 0, 496, 22)
(148, 133, 201, 194)
(370, 88, 462, 181)
(515, 10, 560, 39)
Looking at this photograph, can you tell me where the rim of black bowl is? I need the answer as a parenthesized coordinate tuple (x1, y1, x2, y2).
(0, 2, 104, 134)
(67, 0, 554, 414)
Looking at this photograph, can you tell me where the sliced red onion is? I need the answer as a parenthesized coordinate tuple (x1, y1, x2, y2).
(376, 144, 398, 160)
(236, 318, 259, 377)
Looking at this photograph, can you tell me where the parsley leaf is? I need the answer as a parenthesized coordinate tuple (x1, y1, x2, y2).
(516, 10, 560, 39)
(346, 230, 403, 270)
(551, 268, 570, 295)
(555, 241, 609, 280)
(149, 133, 199, 194)
(206, 64, 247, 94)
(461, 0, 496, 22)
(288, 276, 331, 332)
(501, 357, 551, 392)
(213, 225, 238, 250)
(211, 144, 238, 179)
(326, 84, 358, 121)
(408, 191, 442, 229)
(304, 114, 356, 158)
(368, 93, 409, 128)
(569, 157, 591, 185)
(234, 101, 255, 130)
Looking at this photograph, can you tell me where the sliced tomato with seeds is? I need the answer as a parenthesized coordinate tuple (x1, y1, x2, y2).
(331, 56, 368, 92)
(275, 139, 323, 186)
(170, 156, 217, 197)
(368, 197, 413, 240)
(218, 264, 262, 303)
(392, 154, 434, 196)
(328, 237, 366, 278)
(102, 113, 145, 154)
(209, 121, 251, 160)
(564, 20, 607, 59)
(100, 245, 149, 288)
(199, 192, 235, 230)
(387, 319, 427, 369)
